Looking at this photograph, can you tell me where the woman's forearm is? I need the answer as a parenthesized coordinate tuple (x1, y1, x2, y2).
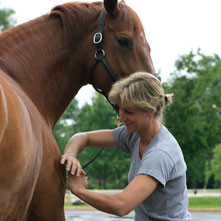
(68, 174, 158, 216)
(64, 133, 88, 157)
(64, 130, 115, 156)
(74, 188, 129, 217)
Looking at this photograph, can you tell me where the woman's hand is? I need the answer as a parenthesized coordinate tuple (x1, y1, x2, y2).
(68, 174, 88, 195)
(60, 153, 86, 176)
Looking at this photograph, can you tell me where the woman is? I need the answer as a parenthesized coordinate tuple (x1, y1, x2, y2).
(60, 72, 192, 220)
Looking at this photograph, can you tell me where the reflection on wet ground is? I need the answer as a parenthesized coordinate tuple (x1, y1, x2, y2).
(191, 212, 221, 221)
(65, 210, 221, 221)
(65, 210, 134, 220)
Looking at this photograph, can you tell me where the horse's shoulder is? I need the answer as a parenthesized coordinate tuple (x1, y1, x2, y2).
(0, 72, 42, 137)
(0, 72, 43, 169)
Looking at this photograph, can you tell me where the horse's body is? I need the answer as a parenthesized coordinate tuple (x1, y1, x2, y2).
(0, 0, 155, 220)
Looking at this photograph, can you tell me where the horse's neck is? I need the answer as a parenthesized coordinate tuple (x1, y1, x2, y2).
(0, 15, 90, 128)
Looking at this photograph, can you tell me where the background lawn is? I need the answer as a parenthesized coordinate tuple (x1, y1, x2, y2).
(189, 197, 221, 208)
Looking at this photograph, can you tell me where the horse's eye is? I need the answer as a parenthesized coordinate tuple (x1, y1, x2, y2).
(117, 37, 132, 49)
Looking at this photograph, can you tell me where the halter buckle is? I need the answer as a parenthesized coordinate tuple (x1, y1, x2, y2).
(93, 33, 102, 44)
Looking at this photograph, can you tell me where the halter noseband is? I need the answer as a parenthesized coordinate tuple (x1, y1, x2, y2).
(89, 10, 161, 114)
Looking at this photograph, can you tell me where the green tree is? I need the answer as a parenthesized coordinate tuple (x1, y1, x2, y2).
(0, 3, 16, 32)
(164, 49, 221, 188)
(210, 144, 221, 188)
(53, 99, 80, 153)
(204, 160, 211, 189)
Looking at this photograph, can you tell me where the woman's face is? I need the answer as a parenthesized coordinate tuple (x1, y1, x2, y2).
(118, 104, 151, 133)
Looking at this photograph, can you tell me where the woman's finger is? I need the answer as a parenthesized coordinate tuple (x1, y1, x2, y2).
(60, 155, 68, 165)
(76, 163, 83, 176)
(66, 158, 75, 172)
(81, 169, 87, 176)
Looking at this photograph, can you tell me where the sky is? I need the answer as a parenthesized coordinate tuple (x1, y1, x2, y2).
(1, 0, 221, 106)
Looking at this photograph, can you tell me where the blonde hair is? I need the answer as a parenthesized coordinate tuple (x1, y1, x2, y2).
(108, 72, 173, 124)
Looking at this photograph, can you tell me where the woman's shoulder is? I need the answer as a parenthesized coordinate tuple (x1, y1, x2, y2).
(113, 126, 139, 152)
(158, 126, 180, 148)
(152, 126, 185, 163)
(114, 126, 139, 140)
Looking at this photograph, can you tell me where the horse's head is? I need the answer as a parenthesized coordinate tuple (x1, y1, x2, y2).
(88, 0, 156, 97)
(50, 0, 155, 103)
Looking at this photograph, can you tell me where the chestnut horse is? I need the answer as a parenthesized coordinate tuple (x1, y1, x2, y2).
(0, 0, 155, 220)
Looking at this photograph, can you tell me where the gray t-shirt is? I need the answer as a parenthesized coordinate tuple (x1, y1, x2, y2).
(113, 125, 192, 221)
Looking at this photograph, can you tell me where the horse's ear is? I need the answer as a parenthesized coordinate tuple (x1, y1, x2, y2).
(104, 0, 118, 17)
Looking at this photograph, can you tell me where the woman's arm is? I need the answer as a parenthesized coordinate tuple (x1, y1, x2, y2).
(69, 174, 158, 217)
(60, 130, 115, 176)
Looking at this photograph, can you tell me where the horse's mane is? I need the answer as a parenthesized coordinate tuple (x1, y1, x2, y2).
(49, 2, 102, 43)
(0, 1, 140, 54)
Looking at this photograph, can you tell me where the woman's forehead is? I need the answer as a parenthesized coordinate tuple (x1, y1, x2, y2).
(118, 103, 137, 111)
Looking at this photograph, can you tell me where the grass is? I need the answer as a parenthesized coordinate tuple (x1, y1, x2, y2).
(188, 197, 221, 208)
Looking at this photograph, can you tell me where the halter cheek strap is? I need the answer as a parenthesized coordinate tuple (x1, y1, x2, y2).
(91, 11, 118, 83)
(90, 11, 119, 113)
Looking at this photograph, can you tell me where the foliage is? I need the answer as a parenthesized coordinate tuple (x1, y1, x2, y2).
(0, 3, 16, 32)
(164, 49, 221, 188)
(210, 144, 221, 188)
(53, 99, 80, 153)
(204, 160, 212, 189)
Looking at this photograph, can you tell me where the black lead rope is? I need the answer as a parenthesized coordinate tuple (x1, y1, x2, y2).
(82, 148, 104, 169)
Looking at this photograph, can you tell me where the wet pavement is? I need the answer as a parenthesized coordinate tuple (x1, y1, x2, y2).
(65, 210, 221, 221)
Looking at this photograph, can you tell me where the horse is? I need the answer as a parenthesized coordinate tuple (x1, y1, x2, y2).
(0, 0, 155, 220)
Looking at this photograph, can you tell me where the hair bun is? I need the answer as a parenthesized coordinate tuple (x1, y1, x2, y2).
(164, 95, 168, 105)
(164, 93, 173, 105)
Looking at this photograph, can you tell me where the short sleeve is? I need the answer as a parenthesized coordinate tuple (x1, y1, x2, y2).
(137, 149, 175, 187)
(113, 126, 138, 154)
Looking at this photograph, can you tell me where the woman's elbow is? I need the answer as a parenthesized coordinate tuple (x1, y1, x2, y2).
(113, 204, 132, 217)
(116, 209, 132, 217)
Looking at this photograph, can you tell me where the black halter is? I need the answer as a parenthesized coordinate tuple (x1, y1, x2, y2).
(90, 11, 119, 113)
(90, 11, 161, 115)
